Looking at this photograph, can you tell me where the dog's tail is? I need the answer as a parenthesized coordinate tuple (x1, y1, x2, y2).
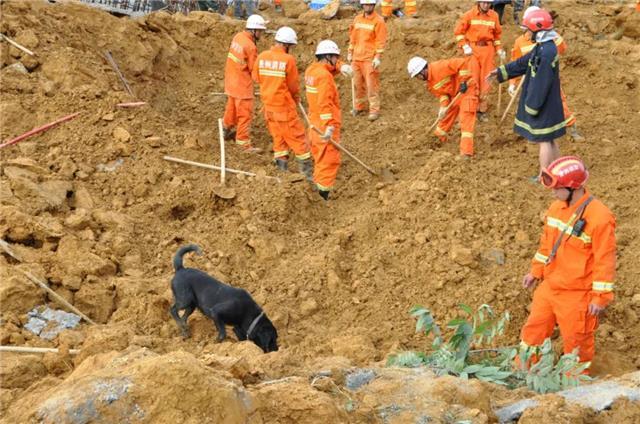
(173, 244, 203, 271)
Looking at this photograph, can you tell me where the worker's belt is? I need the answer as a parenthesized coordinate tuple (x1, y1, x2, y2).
(470, 40, 490, 47)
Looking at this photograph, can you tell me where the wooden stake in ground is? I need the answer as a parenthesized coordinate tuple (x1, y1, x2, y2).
(0, 33, 35, 56)
(104, 51, 134, 97)
(0, 346, 80, 355)
(297, 103, 378, 176)
(217, 118, 226, 185)
(500, 76, 525, 124)
(428, 92, 462, 133)
(164, 156, 281, 182)
(0, 112, 81, 149)
(350, 77, 356, 112)
(18, 270, 96, 325)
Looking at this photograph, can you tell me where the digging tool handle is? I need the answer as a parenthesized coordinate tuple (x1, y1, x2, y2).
(0, 346, 80, 355)
(163, 156, 281, 182)
(0, 33, 35, 56)
(297, 103, 378, 176)
(105, 51, 134, 97)
(500, 76, 525, 124)
(19, 270, 96, 325)
(428, 92, 462, 133)
(497, 58, 504, 117)
(217, 118, 226, 185)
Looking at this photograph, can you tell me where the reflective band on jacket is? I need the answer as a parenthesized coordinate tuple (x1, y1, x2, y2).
(381, 0, 392, 5)
(546, 216, 592, 244)
(319, 113, 332, 120)
(494, 40, 501, 46)
(433, 76, 451, 89)
(499, 65, 508, 81)
(439, 95, 449, 103)
(405, 1, 416, 5)
(227, 52, 244, 64)
(520, 43, 535, 55)
(459, 70, 471, 76)
(525, 105, 539, 116)
(434, 127, 447, 136)
(305, 85, 318, 94)
(470, 19, 495, 27)
(259, 69, 286, 77)
(534, 252, 548, 263)
(456, 35, 465, 41)
(592, 281, 614, 292)
(355, 23, 375, 31)
(514, 116, 573, 136)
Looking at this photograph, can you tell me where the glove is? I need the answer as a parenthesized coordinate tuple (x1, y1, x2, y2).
(347, 51, 353, 62)
(462, 44, 473, 56)
(437, 107, 447, 120)
(497, 49, 506, 61)
(458, 81, 468, 94)
(321, 126, 334, 142)
(372, 57, 381, 69)
(340, 64, 353, 78)
(508, 84, 517, 97)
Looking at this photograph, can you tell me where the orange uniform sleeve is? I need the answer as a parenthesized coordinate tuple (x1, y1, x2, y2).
(555, 36, 567, 55)
(252, 55, 260, 83)
(348, 22, 355, 54)
(493, 15, 503, 49)
(316, 75, 338, 130)
(286, 57, 300, 103)
(454, 12, 470, 47)
(374, 19, 387, 59)
(246, 42, 257, 75)
(589, 215, 616, 307)
(510, 38, 522, 88)
(530, 213, 553, 280)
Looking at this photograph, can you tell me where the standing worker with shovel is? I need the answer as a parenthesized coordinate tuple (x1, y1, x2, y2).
(303, 40, 354, 200)
(407, 55, 480, 158)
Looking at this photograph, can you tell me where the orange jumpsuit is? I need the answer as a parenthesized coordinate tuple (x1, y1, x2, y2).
(223, 31, 258, 149)
(348, 11, 387, 114)
(454, 6, 503, 113)
(253, 46, 310, 161)
(521, 190, 616, 367)
(427, 57, 480, 156)
(304, 62, 342, 192)
(510, 32, 576, 127)
(381, 0, 417, 18)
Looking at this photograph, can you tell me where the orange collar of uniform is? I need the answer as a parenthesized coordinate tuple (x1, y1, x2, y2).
(271, 45, 286, 53)
(561, 189, 591, 211)
(475, 6, 490, 15)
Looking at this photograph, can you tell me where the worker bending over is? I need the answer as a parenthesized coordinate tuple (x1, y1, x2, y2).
(454, 0, 505, 121)
(381, 0, 418, 19)
(520, 156, 616, 373)
(407, 55, 480, 157)
(348, 0, 387, 121)
(304, 41, 353, 200)
(222, 14, 266, 153)
(253, 27, 313, 179)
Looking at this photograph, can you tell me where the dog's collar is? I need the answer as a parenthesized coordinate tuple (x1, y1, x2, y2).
(246, 311, 265, 339)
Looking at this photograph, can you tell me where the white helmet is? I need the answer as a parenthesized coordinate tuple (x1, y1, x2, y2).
(315, 40, 340, 56)
(522, 6, 540, 20)
(360, 0, 377, 5)
(246, 14, 267, 30)
(407, 56, 427, 78)
(275, 26, 297, 45)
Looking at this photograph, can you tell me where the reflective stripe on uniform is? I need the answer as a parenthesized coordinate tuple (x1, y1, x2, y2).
(319, 113, 332, 120)
(520, 43, 535, 55)
(470, 19, 495, 27)
(494, 40, 501, 46)
(499, 65, 508, 81)
(227, 52, 244, 64)
(259, 69, 286, 77)
(514, 116, 573, 137)
(459, 70, 471, 76)
(274, 150, 289, 158)
(456, 35, 465, 42)
(461, 131, 473, 139)
(439, 95, 449, 103)
(355, 23, 375, 31)
(305, 85, 318, 93)
(534, 252, 548, 263)
(381, 0, 392, 5)
(525, 105, 539, 116)
(316, 182, 332, 191)
(433, 76, 451, 89)
(295, 151, 311, 160)
(434, 127, 447, 136)
(236, 139, 250, 146)
(592, 281, 614, 292)
(405, 1, 416, 5)
(376, 49, 385, 54)
(545, 216, 592, 244)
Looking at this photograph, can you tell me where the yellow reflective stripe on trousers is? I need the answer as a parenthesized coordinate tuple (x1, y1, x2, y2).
(305, 85, 318, 93)
(319, 113, 332, 120)
(470, 19, 495, 27)
(461, 131, 473, 139)
(274, 150, 289, 158)
(235, 139, 250, 146)
(592, 281, 614, 292)
(227, 52, 244, 64)
(355, 23, 375, 31)
(259, 69, 286, 77)
(316, 182, 332, 191)
(546, 216, 592, 244)
(515, 115, 573, 137)
(434, 127, 447, 136)
(296, 152, 311, 160)
(534, 252, 548, 263)
(433, 76, 451, 90)
(494, 40, 501, 46)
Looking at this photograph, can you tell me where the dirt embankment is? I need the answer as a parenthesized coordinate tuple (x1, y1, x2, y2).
(1, 0, 640, 422)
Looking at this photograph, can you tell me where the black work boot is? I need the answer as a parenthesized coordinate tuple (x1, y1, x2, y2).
(222, 127, 236, 141)
(318, 190, 330, 200)
(274, 158, 288, 171)
(297, 159, 314, 182)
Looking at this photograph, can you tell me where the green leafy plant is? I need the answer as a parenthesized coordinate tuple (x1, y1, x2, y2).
(387, 304, 592, 393)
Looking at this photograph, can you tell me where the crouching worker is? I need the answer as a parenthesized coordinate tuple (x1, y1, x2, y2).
(304, 40, 353, 200)
(519, 156, 616, 373)
(407, 55, 480, 157)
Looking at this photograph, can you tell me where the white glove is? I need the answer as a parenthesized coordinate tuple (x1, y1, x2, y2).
(347, 51, 353, 62)
(508, 84, 517, 97)
(498, 49, 506, 61)
(462, 44, 473, 56)
(437, 107, 447, 120)
(340, 64, 353, 78)
(321, 126, 334, 141)
(372, 57, 381, 69)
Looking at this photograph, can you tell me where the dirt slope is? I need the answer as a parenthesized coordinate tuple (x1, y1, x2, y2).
(1, 0, 640, 421)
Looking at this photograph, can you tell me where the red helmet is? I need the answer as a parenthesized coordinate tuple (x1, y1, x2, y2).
(523, 9, 554, 32)
(540, 156, 589, 189)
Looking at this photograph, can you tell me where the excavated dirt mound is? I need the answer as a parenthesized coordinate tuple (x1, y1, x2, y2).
(1, 0, 640, 421)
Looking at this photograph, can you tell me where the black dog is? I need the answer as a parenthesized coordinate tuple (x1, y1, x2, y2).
(169, 244, 278, 353)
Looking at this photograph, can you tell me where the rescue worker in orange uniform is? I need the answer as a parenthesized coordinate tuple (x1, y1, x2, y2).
(520, 156, 616, 371)
(222, 14, 266, 153)
(509, 7, 584, 142)
(253, 26, 313, 178)
(454, 0, 505, 121)
(304, 40, 353, 200)
(407, 55, 480, 157)
(348, 0, 388, 121)
(381, 0, 418, 19)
